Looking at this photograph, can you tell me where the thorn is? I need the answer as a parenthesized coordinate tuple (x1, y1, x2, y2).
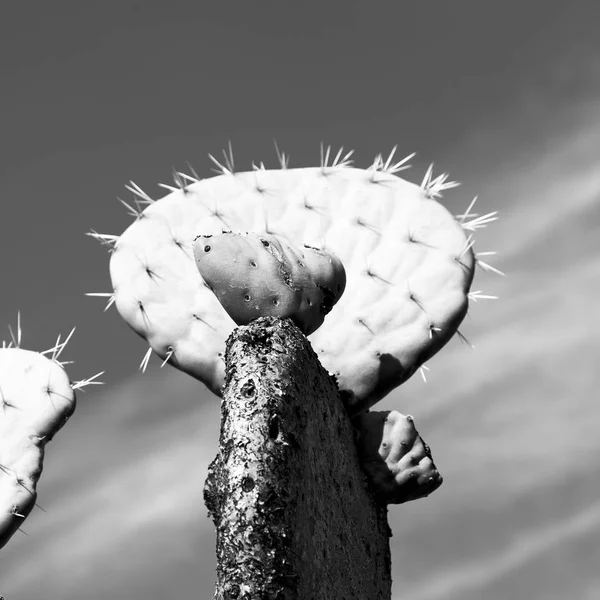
(357, 318, 374, 334)
(320, 143, 353, 172)
(8, 312, 22, 348)
(407, 284, 426, 312)
(72, 371, 105, 391)
(468, 290, 498, 302)
(456, 330, 475, 348)
(366, 265, 393, 285)
(420, 365, 430, 382)
(125, 181, 154, 205)
(273, 140, 289, 168)
(181, 161, 202, 183)
(86, 230, 119, 252)
(356, 217, 381, 236)
(171, 168, 189, 193)
(157, 182, 178, 193)
(11, 506, 25, 519)
(475, 256, 505, 276)
(456, 196, 478, 223)
(52, 327, 76, 362)
(421, 164, 460, 199)
(192, 314, 217, 330)
(462, 211, 499, 231)
(370, 148, 416, 176)
(208, 141, 235, 175)
(458, 234, 475, 259)
(117, 196, 144, 219)
(85, 292, 117, 311)
(139, 347, 152, 372)
(429, 325, 442, 339)
(161, 347, 174, 367)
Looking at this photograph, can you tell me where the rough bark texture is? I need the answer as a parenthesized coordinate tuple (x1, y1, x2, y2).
(204, 317, 391, 600)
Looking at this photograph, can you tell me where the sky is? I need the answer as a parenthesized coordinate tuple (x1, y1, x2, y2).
(1, 1, 600, 599)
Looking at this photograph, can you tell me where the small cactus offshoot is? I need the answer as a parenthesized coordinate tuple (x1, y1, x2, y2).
(193, 231, 346, 335)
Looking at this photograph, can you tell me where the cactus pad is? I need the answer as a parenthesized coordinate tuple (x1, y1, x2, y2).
(0, 319, 103, 549)
(94, 146, 498, 413)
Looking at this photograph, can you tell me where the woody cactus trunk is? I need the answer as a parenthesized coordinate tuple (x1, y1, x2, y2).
(86, 143, 500, 597)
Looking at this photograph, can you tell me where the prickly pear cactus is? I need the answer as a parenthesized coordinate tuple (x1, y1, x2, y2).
(90, 145, 499, 413)
(354, 410, 442, 504)
(193, 231, 346, 335)
(0, 317, 103, 549)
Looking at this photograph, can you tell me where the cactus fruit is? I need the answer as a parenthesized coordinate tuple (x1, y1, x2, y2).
(193, 231, 346, 335)
(0, 318, 103, 549)
(353, 410, 442, 504)
(90, 145, 499, 413)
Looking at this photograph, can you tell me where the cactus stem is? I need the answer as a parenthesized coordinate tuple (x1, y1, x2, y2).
(139, 347, 152, 372)
(208, 141, 235, 176)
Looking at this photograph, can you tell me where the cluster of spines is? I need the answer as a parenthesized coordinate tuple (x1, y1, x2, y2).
(87, 143, 502, 378)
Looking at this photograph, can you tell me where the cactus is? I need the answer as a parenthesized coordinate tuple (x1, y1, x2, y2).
(354, 410, 442, 504)
(0, 316, 103, 549)
(193, 231, 346, 335)
(89, 144, 499, 413)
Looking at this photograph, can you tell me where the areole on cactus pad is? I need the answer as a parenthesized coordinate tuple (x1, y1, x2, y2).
(90, 145, 500, 414)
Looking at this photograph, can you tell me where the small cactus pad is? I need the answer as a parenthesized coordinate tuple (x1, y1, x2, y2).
(354, 410, 442, 504)
(97, 146, 498, 413)
(0, 321, 103, 549)
(193, 231, 346, 335)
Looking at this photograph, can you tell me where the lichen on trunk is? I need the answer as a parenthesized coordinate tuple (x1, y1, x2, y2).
(204, 317, 391, 600)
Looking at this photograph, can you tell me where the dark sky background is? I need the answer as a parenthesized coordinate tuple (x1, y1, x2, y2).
(1, 2, 600, 599)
